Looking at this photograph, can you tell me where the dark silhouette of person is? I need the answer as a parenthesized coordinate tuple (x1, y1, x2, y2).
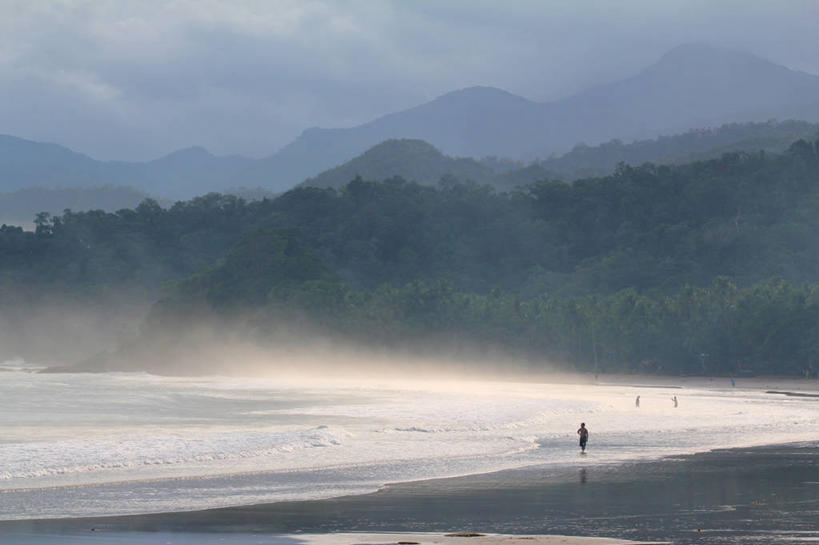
(577, 422, 589, 452)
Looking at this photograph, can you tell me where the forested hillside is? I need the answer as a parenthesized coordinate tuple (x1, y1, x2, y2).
(302, 139, 498, 189)
(301, 122, 819, 192)
(3, 139, 819, 375)
(543, 120, 819, 179)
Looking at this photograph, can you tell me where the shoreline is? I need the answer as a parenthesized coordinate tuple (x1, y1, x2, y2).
(237, 533, 670, 544)
(2, 440, 816, 544)
(1, 374, 816, 523)
(1, 434, 816, 523)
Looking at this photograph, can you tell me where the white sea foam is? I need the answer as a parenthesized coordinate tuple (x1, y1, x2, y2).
(0, 370, 816, 519)
(0, 426, 346, 481)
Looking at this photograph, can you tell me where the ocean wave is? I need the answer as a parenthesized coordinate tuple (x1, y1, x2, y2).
(0, 426, 345, 481)
(392, 426, 446, 433)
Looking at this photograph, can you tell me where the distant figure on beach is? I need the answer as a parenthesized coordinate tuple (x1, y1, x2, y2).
(731, 377, 736, 388)
(577, 422, 589, 452)
(635, 395, 640, 408)
(672, 395, 678, 408)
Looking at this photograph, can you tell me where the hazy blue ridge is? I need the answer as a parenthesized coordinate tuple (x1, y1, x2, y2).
(0, 135, 254, 200)
(3, 44, 819, 199)
(256, 43, 819, 188)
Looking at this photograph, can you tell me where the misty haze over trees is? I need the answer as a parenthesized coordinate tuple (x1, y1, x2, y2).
(3, 137, 819, 376)
(3, 41, 819, 378)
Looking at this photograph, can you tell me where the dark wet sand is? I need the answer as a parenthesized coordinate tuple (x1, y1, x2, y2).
(2, 443, 817, 544)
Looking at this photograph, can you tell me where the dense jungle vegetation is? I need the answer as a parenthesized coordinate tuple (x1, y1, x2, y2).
(2, 138, 819, 375)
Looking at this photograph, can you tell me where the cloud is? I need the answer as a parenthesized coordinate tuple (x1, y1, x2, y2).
(0, 0, 817, 160)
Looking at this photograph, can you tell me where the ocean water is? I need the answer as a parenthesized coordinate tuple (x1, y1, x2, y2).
(1, 359, 817, 520)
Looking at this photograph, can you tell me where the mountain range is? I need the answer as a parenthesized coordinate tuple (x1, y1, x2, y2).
(0, 136, 253, 200)
(1, 43, 819, 205)
(264, 43, 819, 188)
(302, 119, 819, 191)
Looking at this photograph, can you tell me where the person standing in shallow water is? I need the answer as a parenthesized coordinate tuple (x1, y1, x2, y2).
(672, 395, 678, 408)
(577, 422, 589, 452)
(635, 395, 640, 408)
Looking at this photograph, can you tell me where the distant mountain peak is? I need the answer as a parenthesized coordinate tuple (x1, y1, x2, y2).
(431, 85, 534, 107)
(650, 42, 780, 73)
(437, 85, 526, 99)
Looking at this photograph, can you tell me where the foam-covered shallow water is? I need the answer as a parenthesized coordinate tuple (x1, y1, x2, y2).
(0, 362, 817, 520)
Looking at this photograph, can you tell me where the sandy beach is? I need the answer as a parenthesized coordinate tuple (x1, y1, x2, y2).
(1, 372, 815, 545)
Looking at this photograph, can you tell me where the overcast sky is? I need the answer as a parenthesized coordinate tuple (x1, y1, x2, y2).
(1, 0, 818, 161)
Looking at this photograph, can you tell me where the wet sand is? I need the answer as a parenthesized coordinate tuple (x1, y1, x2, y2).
(275, 533, 667, 544)
(2, 442, 816, 544)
